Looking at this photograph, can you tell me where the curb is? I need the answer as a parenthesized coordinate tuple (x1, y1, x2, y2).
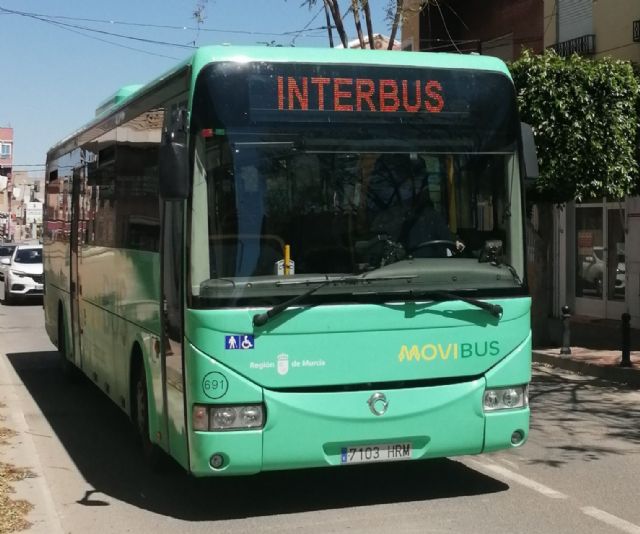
(0, 353, 64, 534)
(532, 351, 640, 388)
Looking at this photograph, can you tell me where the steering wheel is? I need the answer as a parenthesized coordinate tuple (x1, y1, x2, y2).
(408, 239, 459, 256)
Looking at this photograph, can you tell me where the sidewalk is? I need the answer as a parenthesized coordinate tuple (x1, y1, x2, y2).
(0, 352, 64, 533)
(532, 347, 640, 387)
(534, 315, 640, 387)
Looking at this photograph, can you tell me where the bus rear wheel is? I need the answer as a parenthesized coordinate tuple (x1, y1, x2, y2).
(58, 313, 78, 380)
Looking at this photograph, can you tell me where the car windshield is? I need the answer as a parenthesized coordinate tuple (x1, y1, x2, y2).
(189, 61, 525, 306)
(0, 245, 15, 257)
(14, 248, 42, 264)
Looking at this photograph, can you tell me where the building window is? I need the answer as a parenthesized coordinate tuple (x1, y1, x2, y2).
(0, 143, 11, 159)
(558, 0, 593, 43)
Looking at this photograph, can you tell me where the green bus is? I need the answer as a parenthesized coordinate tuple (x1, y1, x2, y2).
(44, 45, 537, 476)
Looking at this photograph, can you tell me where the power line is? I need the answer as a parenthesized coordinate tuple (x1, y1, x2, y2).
(433, 0, 461, 54)
(543, 0, 557, 38)
(0, 6, 195, 50)
(41, 17, 182, 60)
(290, 5, 325, 46)
(0, 6, 333, 40)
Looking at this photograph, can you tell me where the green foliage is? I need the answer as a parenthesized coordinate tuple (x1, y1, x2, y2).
(509, 49, 639, 202)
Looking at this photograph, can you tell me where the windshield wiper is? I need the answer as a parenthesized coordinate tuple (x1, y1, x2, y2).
(477, 242, 522, 286)
(252, 274, 416, 327)
(425, 290, 503, 318)
(374, 289, 503, 318)
(494, 261, 522, 286)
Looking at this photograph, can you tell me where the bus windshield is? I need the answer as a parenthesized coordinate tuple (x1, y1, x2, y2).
(190, 62, 524, 306)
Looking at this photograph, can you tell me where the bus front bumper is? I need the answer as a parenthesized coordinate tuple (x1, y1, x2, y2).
(188, 379, 529, 476)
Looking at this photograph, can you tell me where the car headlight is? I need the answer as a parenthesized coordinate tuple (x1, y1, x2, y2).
(483, 386, 528, 411)
(9, 270, 27, 277)
(192, 404, 265, 431)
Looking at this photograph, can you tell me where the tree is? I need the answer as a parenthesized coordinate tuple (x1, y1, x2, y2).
(302, 0, 430, 50)
(510, 49, 640, 203)
(510, 50, 639, 346)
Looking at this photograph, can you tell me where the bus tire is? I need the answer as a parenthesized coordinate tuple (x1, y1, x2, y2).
(132, 357, 165, 471)
(58, 310, 78, 381)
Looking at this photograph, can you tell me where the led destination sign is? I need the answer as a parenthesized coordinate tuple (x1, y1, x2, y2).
(276, 76, 445, 114)
(194, 61, 519, 145)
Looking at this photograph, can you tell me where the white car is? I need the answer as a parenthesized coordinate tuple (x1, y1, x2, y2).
(0, 243, 17, 290)
(0, 245, 43, 304)
(580, 246, 625, 297)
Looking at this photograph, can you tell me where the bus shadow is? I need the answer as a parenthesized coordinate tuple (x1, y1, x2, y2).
(7, 349, 508, 521)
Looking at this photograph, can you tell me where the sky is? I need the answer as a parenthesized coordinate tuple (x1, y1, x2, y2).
(2, 0, 391, 174)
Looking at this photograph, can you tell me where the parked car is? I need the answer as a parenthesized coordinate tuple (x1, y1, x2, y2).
(0, 244, 43, 304)
(0, 244, 16, 280)
(579, 246, 625, 297)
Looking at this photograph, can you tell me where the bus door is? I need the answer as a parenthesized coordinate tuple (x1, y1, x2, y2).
(160, 199, 188, 467)
(69, 168, 83, 369)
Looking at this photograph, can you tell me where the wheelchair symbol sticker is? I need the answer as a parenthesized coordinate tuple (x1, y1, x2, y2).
(225, 335, 255, 350)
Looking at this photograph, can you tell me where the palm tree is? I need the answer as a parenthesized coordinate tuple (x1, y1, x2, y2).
(303, 0, 430, 50)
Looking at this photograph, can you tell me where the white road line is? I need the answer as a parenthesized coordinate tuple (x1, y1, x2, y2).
(468, 459, 640, 533)
(497, 458, 519, 470)
(581, 507, 640, 534)
(465, 458, 568, 499)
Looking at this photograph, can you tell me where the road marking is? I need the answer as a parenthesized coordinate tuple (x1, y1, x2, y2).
(498, 458, 519, 470)
(468, 459, 640, 532)
(581, 507, 640, 534)
(466, 458, 567, 499)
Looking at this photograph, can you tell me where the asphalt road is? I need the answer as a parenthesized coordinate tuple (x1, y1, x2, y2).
(1, 300, 640, 534)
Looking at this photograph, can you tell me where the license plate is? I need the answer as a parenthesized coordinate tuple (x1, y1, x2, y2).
(340, 442, 412, 464)
(35, 284, 43, 290)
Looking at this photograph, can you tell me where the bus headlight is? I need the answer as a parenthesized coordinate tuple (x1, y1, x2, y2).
(483, 386, 528, 412)
(192, 404, 265, 431)
(212, 407, 237, 428)
(239, 405, 263, 426)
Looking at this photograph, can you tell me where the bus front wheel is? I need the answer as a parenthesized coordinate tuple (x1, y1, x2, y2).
(133, 361, 164, 470)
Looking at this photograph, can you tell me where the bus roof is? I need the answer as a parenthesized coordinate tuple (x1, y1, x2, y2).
(190, 44, 511, 80)
(94, 84, 144, 117)
(47, 45, 511, 161)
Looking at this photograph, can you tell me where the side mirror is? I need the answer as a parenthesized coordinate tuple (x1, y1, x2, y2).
(479, 239, 503, 264)
(0, 258, 10, 266)
(159, 107, 189, 200)
(521, 123, 539, 183)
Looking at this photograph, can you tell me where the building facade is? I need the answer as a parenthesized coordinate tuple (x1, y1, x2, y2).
(545, 1, 640, 329)
(0, 128, 43, 242)
(402, 1, 640, 332)
(402, 0, 543, 60)
(0, 127, 14, 241)
(10, 170, 44, 241)
(545, 0, 640, 63)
